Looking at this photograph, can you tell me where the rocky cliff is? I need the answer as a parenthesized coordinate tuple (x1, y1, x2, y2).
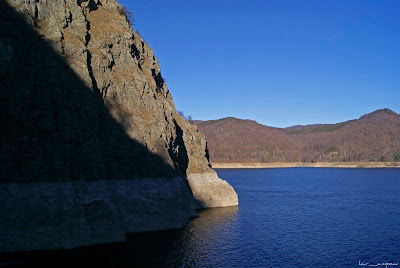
(0, 0, 237, 252)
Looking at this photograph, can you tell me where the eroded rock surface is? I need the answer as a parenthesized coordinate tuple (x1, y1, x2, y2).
(187, 173, 239, 208)
(0, 0, 238, 252)
(0, 178, 197, 252)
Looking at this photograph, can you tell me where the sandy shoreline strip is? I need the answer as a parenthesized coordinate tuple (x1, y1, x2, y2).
(212, 162, 400, 169)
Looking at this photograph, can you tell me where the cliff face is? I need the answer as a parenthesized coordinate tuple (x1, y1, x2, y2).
(1, 0, 211, 181)
(0, 0, 237, 252)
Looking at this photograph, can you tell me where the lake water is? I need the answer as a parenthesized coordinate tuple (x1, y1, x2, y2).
(132, 168, 400, 267)
(3, 168, 399, 267)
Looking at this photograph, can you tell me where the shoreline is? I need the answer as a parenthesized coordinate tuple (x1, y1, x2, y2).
(212, 162, 400, 169)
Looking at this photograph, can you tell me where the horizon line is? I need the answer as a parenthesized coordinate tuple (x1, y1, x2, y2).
(193, 108, 399, 129)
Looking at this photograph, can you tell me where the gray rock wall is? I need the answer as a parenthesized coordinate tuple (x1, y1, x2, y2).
(187, 173, 239, 208)
(1, 0, 192, 182)
(0, 0, 238, 252)
(0, 178, 197, 252)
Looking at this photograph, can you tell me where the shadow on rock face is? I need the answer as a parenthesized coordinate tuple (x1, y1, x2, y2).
(0, 207, 238, 267)
(0, 1, 186, 182)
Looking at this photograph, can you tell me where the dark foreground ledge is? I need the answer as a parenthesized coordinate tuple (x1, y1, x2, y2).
(0, 229, 181, 267)
(0, 178, 197, 253)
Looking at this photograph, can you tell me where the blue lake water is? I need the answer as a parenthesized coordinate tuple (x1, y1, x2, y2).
(3, 168, 399, 267)
(139, 168, 400, 267)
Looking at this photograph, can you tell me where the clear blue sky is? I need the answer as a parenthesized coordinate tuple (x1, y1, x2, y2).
(119, 0, 400, 128)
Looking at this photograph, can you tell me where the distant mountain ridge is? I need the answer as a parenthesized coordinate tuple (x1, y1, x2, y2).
(194, 109, 400, 163)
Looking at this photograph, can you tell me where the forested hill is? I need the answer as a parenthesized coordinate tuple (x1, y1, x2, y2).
(194, 109, 400, 163)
